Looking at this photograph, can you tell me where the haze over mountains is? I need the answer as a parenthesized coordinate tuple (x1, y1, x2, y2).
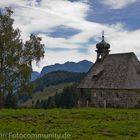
(31, 60, 93, 81)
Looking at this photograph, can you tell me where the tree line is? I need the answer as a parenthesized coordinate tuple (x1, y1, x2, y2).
(35, 85, 91, 109)
(35, 85, 80, 108)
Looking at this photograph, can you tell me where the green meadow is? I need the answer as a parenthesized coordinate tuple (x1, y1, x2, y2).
(0, 108, 140, 140)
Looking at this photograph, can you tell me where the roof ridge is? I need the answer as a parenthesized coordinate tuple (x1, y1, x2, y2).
(109, 52, 135, 56)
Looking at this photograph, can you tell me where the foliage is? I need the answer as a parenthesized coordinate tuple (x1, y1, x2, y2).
(35, 85, 80, 108)
(0, 8, 44, 108)
(4, 93, 17, 108)
(54, 85, 80, 108)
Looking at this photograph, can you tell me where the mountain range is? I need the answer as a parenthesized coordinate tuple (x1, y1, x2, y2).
(31, 60, 93, 81)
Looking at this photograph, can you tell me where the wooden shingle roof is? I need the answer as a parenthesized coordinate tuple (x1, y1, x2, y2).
(78, 52, 140, 89)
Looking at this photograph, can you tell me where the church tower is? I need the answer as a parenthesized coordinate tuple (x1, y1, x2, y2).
(96, 31, 110, 61)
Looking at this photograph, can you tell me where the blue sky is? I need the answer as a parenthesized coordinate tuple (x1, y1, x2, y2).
(0, 0, 140, 72)
(87, 0, 140, 30)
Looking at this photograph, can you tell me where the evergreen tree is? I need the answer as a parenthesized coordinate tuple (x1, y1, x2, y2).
(0, 92, 4, 108)
(54, 85, 80, 108)
(35, 99, 40, 108)
(47, 96, 56, 108)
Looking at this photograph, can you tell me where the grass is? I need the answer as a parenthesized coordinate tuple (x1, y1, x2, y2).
(0, 108, 140, 140)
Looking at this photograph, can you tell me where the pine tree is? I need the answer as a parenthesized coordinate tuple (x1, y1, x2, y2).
(47, 96, 56, 108)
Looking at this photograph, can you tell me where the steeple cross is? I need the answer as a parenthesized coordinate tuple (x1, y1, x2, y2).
(102, 30, 104, 41)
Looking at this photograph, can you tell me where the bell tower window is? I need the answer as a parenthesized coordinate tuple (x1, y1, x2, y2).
(96, 31, 110, 61)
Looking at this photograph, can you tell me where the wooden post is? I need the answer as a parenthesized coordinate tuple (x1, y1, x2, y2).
(79, 88, 84, 107)
(103, 100, 106, 109)
(86, 100, 89, 108)
(126, 99, 128, 109)
(77, 100, 80, 108)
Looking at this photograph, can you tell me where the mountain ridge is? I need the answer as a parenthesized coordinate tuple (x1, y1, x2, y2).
(40, 60, 93, 77)
(31, 60, 93, 81)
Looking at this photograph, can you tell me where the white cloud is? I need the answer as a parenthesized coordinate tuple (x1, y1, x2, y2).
(101, 0, 137, 9)
(0, 0, 140, 72)
(40, 0, 89, 19)
(32, 49, 95, 72)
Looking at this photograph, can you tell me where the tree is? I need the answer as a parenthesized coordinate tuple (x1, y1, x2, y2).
(54, 85, 80, 108)
(35, 99, 41, 108)
(47, 96, 56, 108)
(0, 92, 4, 108)
(0, 8, 44, 107)
(4, 93, 17, 108)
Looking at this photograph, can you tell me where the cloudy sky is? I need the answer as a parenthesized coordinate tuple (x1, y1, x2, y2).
(0, 0, 140, 72)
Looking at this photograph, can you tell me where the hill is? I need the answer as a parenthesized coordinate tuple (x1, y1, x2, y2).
(20, 71, 85, 106)
(33, 71, 86, 93)
(21, 83, 73, 107)
(40, 60, 93, 77)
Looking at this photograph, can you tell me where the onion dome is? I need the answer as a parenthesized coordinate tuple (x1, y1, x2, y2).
(96, 31, 110, 50)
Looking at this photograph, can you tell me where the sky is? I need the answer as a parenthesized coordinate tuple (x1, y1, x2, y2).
(0, 0, 140, 72)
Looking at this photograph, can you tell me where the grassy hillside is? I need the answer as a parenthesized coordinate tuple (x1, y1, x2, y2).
(0, 108, 140, 140)
(20, 71, 85, 107)
(33, 71, 85, 93)
(21, 83, 73, 107)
